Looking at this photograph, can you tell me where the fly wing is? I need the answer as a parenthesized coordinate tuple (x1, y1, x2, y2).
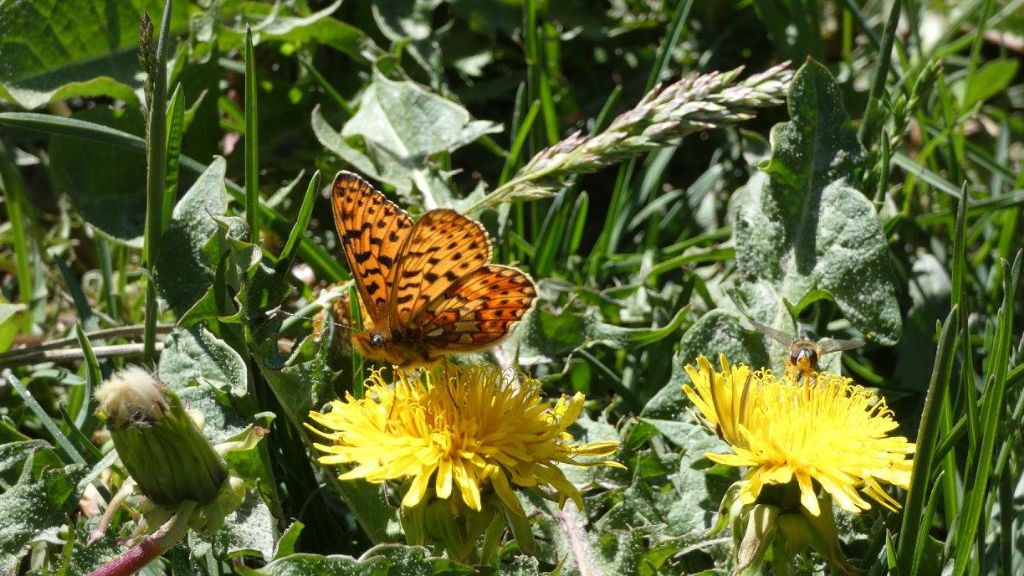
(816, 337, 865, 355)
(747, 319, 797, 347)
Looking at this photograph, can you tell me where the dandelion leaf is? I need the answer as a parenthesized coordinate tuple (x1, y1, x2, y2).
(189, 490, 276, 564)
(733, 59, 901, 344)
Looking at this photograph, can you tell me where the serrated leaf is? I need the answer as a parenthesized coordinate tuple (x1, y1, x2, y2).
(272, 522, 304, 560)
(498, 555, 541, 575)
(733, 59, 901, 344)
(0, 0, 186, 109)
(516, 296, 689, 367)
(49, 107, 147, 246)
(157, 157, 229, 318)
(314, 69, 501, 206)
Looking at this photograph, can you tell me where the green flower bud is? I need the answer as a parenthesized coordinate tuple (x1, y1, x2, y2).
(96, 367, 228, 507)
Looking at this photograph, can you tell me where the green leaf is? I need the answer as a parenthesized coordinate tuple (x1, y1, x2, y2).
(0, 303, 29, 353)
(0, 0, 186, 109)
(313, 69, 501, 206)
(272, 522, 304, 560)
(156, 157, 229, 318)
(157, 324, 249, 446)
(218, 0, 380, 65)
(191, 490, 276, 563)
(0, 458, 87, 573)
(956, 58, 1019, 110)
(733, 59, 901, 344)
(158, 325, 248, 399)
(49, 107, 148, 246)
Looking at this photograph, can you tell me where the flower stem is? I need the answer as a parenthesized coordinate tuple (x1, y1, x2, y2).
(87, 502, 195, 576)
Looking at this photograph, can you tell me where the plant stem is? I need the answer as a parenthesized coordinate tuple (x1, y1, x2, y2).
(87, 502, 196, 576)
(142, 0, 173, 364)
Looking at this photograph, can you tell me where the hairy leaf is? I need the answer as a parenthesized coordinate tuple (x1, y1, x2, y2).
(157, 157, 229, 318)
(0, 458, 87, 573)
(733, 60, 901, 344)
(314, 70, 500, 207)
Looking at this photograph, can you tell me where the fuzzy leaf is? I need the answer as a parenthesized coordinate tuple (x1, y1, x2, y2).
(191, 490, 276, 563)
(218, 1, 380, 65)
(314, 70, 500, 207)
(733, 59, 901, 344)
(157, 157, 229, 318)
(157, 325, 248, 444)
(0, 459, 87, 573)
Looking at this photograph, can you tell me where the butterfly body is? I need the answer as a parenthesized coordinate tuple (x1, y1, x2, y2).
(332, 172, 537, 369)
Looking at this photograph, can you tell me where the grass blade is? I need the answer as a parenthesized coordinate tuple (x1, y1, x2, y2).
(896, 306, 958, 575)
(163, 82, 185, 230)
(244, 26, 261, 244)
(72, 324, 102, 431)
(277, 170, 321, 273)
(859, 0, 902, 147)
(142, 0, 173, 364)
(2, 371, 86, 466)
(0, 139, 36, 306)
(950, 254, 1020, 576)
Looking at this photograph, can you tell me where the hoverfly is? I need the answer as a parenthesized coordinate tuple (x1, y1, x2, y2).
(748, 319, 864, 379)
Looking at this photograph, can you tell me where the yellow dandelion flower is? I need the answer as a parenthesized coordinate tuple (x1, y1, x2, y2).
(307, 365, 622, 515)
(683, 354, 915, 516)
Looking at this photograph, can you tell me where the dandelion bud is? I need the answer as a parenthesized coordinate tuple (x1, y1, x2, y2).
(96, 367, 228, 507)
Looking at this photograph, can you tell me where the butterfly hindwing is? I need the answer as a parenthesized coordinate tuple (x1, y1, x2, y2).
(413, 265, 537, 350)
(388, 209, 492, 326)
(331, 172, 413, 320)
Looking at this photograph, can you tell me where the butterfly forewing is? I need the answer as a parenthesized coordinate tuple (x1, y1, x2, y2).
(331, 172, 414, 320)
(415, 265, 537, 350)
(388, 209, 491, 326)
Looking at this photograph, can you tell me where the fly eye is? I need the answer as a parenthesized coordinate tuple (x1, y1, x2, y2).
(807, 349, 818, 366)
(369, 333, 386, 348)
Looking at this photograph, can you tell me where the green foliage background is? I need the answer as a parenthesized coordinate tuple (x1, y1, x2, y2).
(0, 0, 1022, 574)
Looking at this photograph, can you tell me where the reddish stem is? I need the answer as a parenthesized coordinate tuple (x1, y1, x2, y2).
(88, 502, 195, 576)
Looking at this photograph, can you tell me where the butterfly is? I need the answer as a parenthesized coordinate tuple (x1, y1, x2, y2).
(331, 171, 538, 368)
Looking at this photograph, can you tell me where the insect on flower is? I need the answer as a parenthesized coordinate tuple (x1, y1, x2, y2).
(331, 172, 537, 368)
(747, 319, 864, 379)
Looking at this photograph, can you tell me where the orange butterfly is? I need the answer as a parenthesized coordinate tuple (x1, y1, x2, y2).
(331, 171, 537, 368)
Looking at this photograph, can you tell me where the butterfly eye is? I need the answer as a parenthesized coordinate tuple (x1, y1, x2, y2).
(369, 333, 386, 348)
